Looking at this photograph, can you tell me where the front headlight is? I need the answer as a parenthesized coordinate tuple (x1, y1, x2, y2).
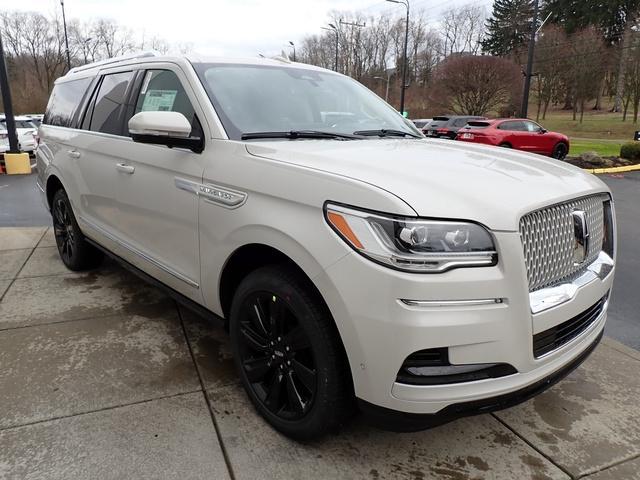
(325, 203, 497, 273)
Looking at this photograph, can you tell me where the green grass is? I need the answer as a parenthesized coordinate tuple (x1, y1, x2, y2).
(530, 109, 638, 157)
(569, 139, 625, 157)
(535, 111, 639, 140)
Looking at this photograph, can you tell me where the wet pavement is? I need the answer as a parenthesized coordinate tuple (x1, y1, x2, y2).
(1, 226, 639, 480)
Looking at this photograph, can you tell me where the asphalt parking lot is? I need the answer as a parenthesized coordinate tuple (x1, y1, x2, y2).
(0, 226, 639, 479)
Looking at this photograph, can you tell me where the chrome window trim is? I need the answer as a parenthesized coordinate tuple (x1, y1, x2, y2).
(79, 216, 200, 289)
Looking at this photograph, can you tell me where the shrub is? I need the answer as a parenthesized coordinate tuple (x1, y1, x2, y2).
(620, 142, 640, 161)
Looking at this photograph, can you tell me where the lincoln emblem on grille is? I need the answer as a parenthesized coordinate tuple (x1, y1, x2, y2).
(571, 210, 589, 265)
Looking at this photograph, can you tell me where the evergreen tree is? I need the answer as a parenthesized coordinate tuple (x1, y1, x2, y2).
(481, 0, 535, 57)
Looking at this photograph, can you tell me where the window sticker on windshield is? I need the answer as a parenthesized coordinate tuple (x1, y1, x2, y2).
(141, 89, 177, 112)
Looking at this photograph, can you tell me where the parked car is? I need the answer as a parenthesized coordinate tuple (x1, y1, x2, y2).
(0, 115, 38, 154)
(456, 119, 570, 159)
(0, 126, 8, 155)
(25, 114, 44, 128)
(38, 52, 615, 440)
(423, 115, 486, 139)
(411, 118, 431, 131)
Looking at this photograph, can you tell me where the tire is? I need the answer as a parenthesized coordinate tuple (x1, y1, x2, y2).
(51, 189, 103, 271)
(552, 142, 568, 160)
(499, 142, 512, 148)
(229, 265, 353, 440)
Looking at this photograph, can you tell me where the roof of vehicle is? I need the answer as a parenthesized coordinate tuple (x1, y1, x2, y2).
(58, 51, 331, 83)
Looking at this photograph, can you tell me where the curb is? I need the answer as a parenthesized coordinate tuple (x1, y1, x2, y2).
(584, 164, 640, 174)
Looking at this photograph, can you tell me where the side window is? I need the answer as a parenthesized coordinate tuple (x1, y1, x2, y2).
(43, 77, 92, 127)
(133, 69, 202, 137)
(524, 121, 542, 132)
(89, 71, 135, 135)
(454, 118, 468, 127)
(498, 121, 524, 131)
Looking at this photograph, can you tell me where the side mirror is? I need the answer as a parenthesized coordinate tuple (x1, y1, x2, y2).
(539, 128, 548, 134)
(128, 111, 203, 153)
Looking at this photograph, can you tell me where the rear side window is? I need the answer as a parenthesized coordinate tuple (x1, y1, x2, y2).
(453, 118, 469, 127)
(132, 69, 201, 137)
(89, 71, 135, 135)
(43, 77, 92, 127)
(498, 121, 526, 131)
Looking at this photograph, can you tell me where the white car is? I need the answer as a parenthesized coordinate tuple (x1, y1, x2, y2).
(0, 115, 38, 154)
(0, 127, 8, 154)
(37, 52, 616, 439)
(25, 114, 44, 128)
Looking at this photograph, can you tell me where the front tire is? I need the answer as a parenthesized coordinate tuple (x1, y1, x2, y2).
(552, 142, 568, 160)
(229, 265, 353, 440)
(51, 189, 103, 271)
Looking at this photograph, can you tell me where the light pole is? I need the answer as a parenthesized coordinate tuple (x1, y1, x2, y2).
(386, 0, 409, 116)
(321, 24, 339, 72)
(520, 0, 539, 118)
(60, 0, 71, 71)
(374, 70, 393, 102)
(288, 41, 296, 62)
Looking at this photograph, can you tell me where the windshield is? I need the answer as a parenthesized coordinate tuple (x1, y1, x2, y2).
(193, 63, 419, 140)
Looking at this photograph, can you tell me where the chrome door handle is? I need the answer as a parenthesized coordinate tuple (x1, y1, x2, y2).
(68, 150, 81, 159)
(116, 163, 135, 174)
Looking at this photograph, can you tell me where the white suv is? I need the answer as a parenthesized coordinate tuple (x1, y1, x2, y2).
(37, 52, 616, 440)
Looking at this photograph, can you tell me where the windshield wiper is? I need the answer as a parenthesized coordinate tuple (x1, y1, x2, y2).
(353, 129, 421, 138)
(241, 130, 358, 140)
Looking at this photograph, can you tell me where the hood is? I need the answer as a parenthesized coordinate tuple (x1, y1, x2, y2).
(245, 138, 609, 231)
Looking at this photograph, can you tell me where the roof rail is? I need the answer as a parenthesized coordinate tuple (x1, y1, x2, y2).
(67, 51, 160, 75)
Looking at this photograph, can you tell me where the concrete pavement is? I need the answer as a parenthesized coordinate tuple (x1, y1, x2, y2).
(0, 227, 639, 479)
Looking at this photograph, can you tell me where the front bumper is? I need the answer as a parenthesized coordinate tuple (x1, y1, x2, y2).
(314, 230, 614, 417)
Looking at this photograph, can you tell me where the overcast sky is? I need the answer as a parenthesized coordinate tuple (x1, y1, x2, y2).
(4, 0, 492, 57)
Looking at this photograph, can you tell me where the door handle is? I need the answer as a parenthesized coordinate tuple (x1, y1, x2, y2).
(116, 163, 135, 174)
(68, 150, 81, 159)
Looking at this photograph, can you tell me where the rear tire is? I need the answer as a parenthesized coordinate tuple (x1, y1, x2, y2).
(552, 142, 568, 160)
(229, 265, 353, 440)
(51, 189, 103, 271)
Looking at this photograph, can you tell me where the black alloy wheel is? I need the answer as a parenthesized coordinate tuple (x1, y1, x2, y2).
(230, 265, 353, 440)
(236, 291, 316, 420)
(53, 195, 76, 264)
(51, 189, 103, 271)
(552, 142, 568, 160)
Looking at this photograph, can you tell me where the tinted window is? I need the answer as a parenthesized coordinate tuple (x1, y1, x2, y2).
(498, 121, 526, 131)
(43, 77, 92, 127)
(453, 118, 469, 127)
(133, 69, 200, 137)
(90, 71, 135, 135)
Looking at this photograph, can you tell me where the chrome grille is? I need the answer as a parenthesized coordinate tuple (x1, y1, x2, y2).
(520, 195, 607, 291)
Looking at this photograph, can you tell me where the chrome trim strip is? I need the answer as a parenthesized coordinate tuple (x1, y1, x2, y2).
(79, 216, 200, 289)
(399, 298, 504, 308)
(529, 251, 614, 314)
(174, 177, 200, 195)
(174, 177, 247, 209)
(36, 179, 45, 193)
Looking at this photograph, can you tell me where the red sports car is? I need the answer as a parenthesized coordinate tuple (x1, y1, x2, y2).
(455, 119, 570, 159)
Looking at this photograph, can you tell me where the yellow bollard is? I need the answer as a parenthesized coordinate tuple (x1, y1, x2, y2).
(4, 152, 31, 174)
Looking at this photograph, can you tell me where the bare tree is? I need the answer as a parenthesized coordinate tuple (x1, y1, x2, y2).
(440, 4, 487, 57)
(429, 55, 522, 116)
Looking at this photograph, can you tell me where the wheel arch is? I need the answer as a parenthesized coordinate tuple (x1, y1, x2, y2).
(45, 174, 65, 210)
(218, 242, 355, 392)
